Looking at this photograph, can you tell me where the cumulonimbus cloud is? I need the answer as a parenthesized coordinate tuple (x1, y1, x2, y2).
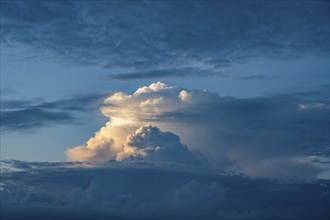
(67, 82, 329, 180)
(66, 82, 207, 164)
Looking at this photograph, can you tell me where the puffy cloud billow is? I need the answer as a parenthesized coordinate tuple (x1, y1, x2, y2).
(67, 124, 207, 166)
(67, 82, 329, 180)
(67, 82, 210, 166)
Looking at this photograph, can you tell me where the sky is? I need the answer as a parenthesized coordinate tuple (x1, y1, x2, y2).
(0, 0, 329, 219)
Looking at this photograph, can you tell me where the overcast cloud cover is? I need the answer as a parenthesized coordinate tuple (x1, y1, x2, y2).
(1, 160, 329, 220)
(1, 0, 329, 79)
(1, 0, 329, 219)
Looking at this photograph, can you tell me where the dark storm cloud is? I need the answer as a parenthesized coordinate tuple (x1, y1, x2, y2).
(1, 0, 328, 79)
(0, 93, 106, 132)
(1, 160, 329, 220)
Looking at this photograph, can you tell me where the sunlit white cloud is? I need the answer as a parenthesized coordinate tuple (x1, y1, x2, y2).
(67, 123, 207, 166)
(67, 82, 329, 180)
(67, 82, 212, 165)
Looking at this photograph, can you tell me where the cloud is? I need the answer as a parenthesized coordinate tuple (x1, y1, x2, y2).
(1, 1, 328, 79)
(1, 108, 75, 131)
(35, 93, 107, 111)
(0, 93, 106, 132)
(1, 93, 106, 111)
(67, 124, 207, 166)
(67, 82, 329, 180)
(1, 160, 329, 220)
(298, 102, 330, 111)
(124, 125, 207, 165)
(170, 180, 227, 218)
(106, 67, 228, 80)
(106, 69, 274, 81)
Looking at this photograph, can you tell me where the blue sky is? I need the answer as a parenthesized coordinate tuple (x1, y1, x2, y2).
(0, 1, 329, 219)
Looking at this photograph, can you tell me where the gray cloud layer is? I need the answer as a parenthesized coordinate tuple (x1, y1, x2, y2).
(1, 0, 328, 79)
(1, 160, 329, 220)
(0, 93, 106, 132)
(1, 108, 74, 131)
(106, 67, 227, 80)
